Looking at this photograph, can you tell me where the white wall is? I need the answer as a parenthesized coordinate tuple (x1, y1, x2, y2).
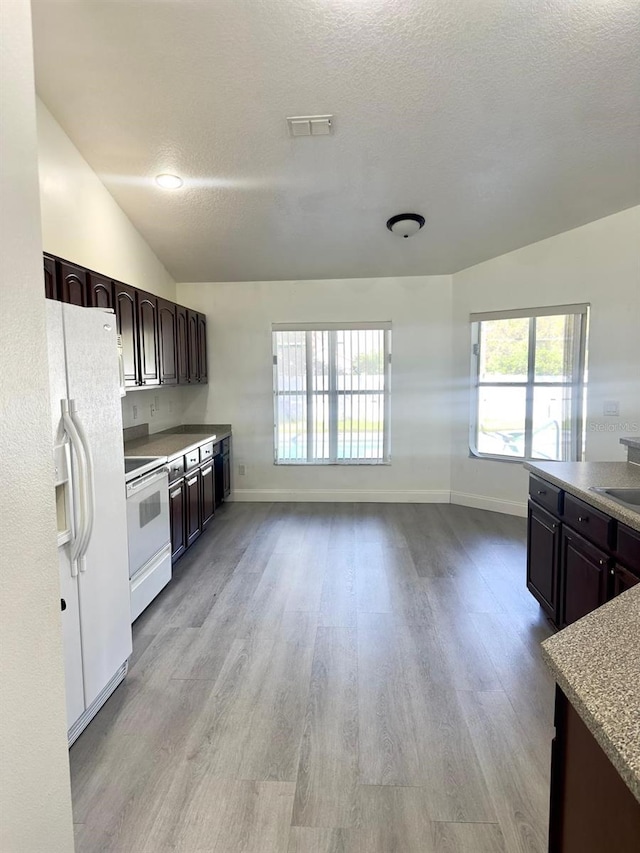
(37, 98, 176, 301)
(178, 276, 454, 501)
(0, 1, 75, 849)
(451, 206, 640, 515)
(121, 385, 187, 434)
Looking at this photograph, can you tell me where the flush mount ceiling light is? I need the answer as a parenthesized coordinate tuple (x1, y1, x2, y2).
(386, 213, 425, 238)
(155, 173, 183, 189)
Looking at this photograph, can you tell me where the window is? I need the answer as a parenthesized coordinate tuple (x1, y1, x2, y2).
(470, 305, 589, 462)
(273, 322, 391, 464)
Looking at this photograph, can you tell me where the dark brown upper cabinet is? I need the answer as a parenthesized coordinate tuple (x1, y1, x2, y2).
(158, 298, 178, 385)
(87, 272, 114, 310)
(42, 253, 208, 388)
(114, 281, 140, 387)
(176, 305, 189, 384)
(59, 261, 88, 306)
(197, 312, 208, 383)
(136, 291, 160, 386)
(44, 255, 58, 300)
(187, 309, 200, 383)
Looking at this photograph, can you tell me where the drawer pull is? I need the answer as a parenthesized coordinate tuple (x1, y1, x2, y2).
(577, 516, 589, 523)
(599, 559, 606, 566)
(551, 524, 557, 530)
(170, 488, 182, 499)
(186, 476, 198, 486)
(537, 489, 546, 496)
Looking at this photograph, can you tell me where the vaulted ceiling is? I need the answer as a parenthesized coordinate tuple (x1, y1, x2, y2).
(32, 0, 640, 282)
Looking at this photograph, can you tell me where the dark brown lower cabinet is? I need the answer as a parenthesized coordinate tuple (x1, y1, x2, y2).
(200, 463, 215, 529)
(527, 500, 560, 621)
(223, 451, 231, 499)
(169, 478, 186, 564)
(559, 528, 609, 628)
(549, 686, 640, 852)
(612, 563, 640, 597)
(185, 469, 201, 548)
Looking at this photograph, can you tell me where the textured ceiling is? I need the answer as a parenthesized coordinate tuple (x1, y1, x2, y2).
(32, 0, 640, 282)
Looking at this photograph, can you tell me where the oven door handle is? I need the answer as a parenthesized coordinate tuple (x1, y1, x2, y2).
(126, 467, 170, 495)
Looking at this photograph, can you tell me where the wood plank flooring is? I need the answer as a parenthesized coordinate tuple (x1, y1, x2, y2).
(70, 502, 555, 853)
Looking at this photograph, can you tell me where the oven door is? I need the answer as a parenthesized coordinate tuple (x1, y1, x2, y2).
(126, 468, 170, 578)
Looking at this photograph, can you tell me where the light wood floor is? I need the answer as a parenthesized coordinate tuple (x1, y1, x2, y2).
(71, 502, 556, 853)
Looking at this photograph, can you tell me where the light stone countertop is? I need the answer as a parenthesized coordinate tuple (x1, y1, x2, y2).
(124, 424, 232, 461)
(541, 587, 640, 803)
(524, 461, 640, 532)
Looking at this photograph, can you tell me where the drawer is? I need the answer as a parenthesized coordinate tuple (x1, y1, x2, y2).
(199, 441, 214, 463)
(615, 524, 640, 573)
(184, 448, 200, 471)
(563, 492, 614, 551)
(167, 457, 185, 484)
(221, 437, 230, 456)
(529, 475, 562, 516)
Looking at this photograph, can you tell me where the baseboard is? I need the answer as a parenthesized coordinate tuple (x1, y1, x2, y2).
(450, 490, 527, 517)
(231, 489, 452, 504)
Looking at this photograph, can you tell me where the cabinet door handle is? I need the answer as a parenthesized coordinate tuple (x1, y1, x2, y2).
(610, 568, 615, 575)
(551, 524, 557, 530)
(599, 559, 607, 567)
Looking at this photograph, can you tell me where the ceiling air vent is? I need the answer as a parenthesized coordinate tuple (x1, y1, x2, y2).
(287, 115, 333, 137)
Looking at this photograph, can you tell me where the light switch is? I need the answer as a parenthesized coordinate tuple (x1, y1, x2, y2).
(603, 401, 620, 417)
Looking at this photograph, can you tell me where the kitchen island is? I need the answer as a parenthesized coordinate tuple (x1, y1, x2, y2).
(541, 586, 640, 852)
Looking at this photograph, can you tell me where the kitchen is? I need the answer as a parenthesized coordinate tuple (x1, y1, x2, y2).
(2, 1, 640, 852)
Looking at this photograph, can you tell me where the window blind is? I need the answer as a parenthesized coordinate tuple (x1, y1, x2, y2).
(273, 324, 391, 465)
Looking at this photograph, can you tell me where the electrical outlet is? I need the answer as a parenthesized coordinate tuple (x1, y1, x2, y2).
(132, 405, 138, 421)
(238, 464, 246, 476)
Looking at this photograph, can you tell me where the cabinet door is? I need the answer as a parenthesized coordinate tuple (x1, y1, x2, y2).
(200, 463, 215, 529)
(213, 449, 224, 508)
(185, 470, 201, 547)
(176, 305, 189, 384)
(158, 298, 178, 385)
(137, 291, 160, 386)
(44, 254, 58, 300)
(187, 309, 200, 383)
(527, 500, 560, 621)
(88, 272, 114, 309)
(169, 479, 186, 564)
(560, 528, 609, 627)
(197, 312, 208, 383)
(114, 282, 139, 386)
(59, 261, 88, 306)
(611, 563, 640, 598)
(223, 451, 231, 498)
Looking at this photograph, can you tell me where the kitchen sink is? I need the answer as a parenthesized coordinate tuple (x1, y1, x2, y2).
(590, 487, 640, 511)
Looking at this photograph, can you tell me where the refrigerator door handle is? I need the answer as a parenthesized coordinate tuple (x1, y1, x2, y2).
(70, 401, 96, 572)
(61, 400, 87, 575)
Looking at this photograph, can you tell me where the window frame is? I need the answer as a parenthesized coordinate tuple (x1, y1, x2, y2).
(469, 304, 589, 463)
(272, 322, 392, 466)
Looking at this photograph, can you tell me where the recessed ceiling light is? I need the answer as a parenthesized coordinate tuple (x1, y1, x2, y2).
(155, 173, 183, 189)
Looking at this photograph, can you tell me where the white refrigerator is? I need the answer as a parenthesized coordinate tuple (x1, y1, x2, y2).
(47, 300, 132, 746)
